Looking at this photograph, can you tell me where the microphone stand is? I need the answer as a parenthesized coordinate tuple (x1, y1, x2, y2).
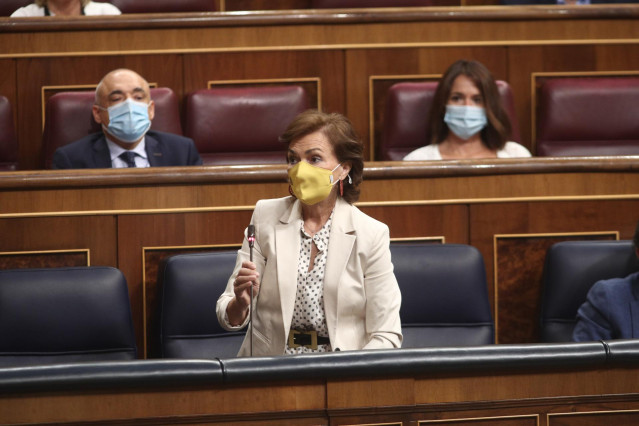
(247, 225, 256, 357)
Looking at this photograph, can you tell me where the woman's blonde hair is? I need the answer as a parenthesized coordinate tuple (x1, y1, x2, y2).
(35, 0, 91, 7)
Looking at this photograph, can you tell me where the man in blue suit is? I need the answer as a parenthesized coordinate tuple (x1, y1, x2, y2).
(573, 221, 639, 341)
(53, 68, 202, 169)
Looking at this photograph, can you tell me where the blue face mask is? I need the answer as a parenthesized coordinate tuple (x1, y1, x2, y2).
(444, 105, 487, 140)
(101, 98, 151, 143)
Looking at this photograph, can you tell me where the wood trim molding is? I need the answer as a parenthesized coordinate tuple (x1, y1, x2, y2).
(391, 236, 445, 244)
(419, 414, 539, 424)
(3, 6, 639, 33)
(2, 157, 639, 190)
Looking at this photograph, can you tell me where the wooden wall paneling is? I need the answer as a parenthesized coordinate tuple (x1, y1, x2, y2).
(469, 199, 639, 344)
(0, 215, 117, 267)
(330, 413, 405, 426)
(414, 406, 541, 425)
(548, 410, 639, 426)
(0, 59, 17, 152)
(223, 1, 472, 10)
(463, 0, 501, 4)
(5, 370, 639, 425)
(0, 382, 327, 425)
(327, 377, 414, 410)
(117, 210, 252, 357)
(183, 50, 345, 114)
(414, 368, 638, 405)
(220, 1, 488, 10)
(495, 232, 617, 344)
(0, 59, 16, 100)
(224, 0, 312, 10)
(0, 178, 288, 215)
(359, 172, 572, 204)
(0, 249, 89, 270)
(345, 47, 508, 160)
(357, 204, 469, 244)
(506, 44, 639, 154)
(15, 54, 184, 170)
(418, 416, 538, 426)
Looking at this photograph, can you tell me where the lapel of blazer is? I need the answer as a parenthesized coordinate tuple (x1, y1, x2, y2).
(275, 199, 303, 335)
(630, 273, 639, 338)
(145, 133, 163, 167)
(323, 198, 356, 336)
(93, 136, 114, 168)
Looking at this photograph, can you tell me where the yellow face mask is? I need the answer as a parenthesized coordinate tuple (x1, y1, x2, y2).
(288, 161, 342, 205)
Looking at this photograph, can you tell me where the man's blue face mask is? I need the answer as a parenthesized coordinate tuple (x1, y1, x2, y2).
(99, 98, 151, 143)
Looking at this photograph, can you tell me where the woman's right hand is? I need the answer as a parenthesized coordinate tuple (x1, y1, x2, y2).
(227, 261, 260, 326)
(233, 261, 260, 307)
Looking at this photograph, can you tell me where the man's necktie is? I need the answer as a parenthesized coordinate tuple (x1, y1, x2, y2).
(120, 151, 137, 168)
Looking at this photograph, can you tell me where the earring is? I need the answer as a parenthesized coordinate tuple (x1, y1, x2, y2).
(348, 174, 352, 184)
(339, 179, 344, 197)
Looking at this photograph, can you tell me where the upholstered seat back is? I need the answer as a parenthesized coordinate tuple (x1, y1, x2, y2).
(0, 267, 137, 367)
(540, 240, 639, 343)
(312, 0, 432, 7)
(381, 80, 520, 160)
(184, 86, 309, 165)
(536, 77, 639, 156)
(108, 0, 216, 13)
(42, 87, 182, 168)
(0, 0, 31, 16)
(157, 251, 244, 359)
(391, 243, 494, 347)
(0, 96, 18, 171)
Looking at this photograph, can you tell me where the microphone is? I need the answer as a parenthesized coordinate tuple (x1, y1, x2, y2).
(247, 224, 255, 262)
(247, 224, 256, 356)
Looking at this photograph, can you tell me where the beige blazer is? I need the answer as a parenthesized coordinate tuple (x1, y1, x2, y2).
(216, 196, 402, 357)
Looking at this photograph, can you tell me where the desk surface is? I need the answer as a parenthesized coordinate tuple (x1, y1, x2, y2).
(2, 343, 639, 425)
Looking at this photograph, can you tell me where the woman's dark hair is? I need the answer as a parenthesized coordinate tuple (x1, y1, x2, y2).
(428, 59, 512, 151)
(633, 220, 639, 249)
(279, 109, 364, 204)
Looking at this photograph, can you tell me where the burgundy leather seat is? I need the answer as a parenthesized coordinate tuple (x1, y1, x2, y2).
(312, 0, 432, 7)
(184, 86, 309, 166)
(0, 96, 19, 171)
(536, 77, 639, 157)
(380, 80, 520, 161)
(1, 0, 31, 16)
(42, 87, 182, 169)
(108, 0, 215, 13)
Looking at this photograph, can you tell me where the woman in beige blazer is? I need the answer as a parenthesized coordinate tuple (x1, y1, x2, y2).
(216, 110, 402, 357)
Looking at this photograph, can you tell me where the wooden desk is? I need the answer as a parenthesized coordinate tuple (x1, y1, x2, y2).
(2, 358, 639, 425)
(1, 157, 638, 354)
(2, 5, 639, 168)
